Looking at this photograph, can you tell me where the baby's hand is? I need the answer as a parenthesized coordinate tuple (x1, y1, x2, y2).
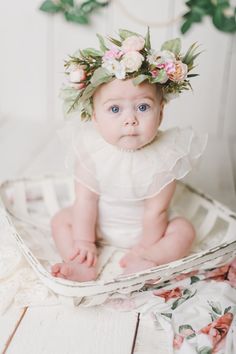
(69, 240, 97, 267)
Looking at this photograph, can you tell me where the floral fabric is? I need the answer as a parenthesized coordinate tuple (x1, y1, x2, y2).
(149, 259, 236, 353)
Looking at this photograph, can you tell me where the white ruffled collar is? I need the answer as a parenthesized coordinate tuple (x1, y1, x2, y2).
(64, 121, 207, 200)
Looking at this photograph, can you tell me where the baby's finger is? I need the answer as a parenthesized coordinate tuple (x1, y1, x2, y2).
(86, 252, 94, 267)
(78, 249, 87, 264)
(92, 256, 97, 267)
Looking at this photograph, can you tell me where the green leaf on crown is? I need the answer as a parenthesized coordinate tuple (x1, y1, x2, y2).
(90, 67, 112, 86)
(108, 37, 122, 47)
(79, 84, 96, 102)
(96, 34, 109, 52)
(145, 27, 151, 50)
(133, 74, 149, 86)
(80, 48, 103, 57)
(161, 38, 181, 55)
(118, 29, 140, 40)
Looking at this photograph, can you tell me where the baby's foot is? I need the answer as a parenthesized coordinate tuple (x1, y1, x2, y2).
(119, 244, 146, 268)
(122, 258, 156, 275)
(51, 261, 97, 282)
(120, 246, 156, 275)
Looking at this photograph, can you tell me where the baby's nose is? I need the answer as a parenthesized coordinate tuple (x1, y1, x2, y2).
(124, 115, 138, 126)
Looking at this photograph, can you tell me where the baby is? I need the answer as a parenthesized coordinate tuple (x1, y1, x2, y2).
(51, 29, 206, 281)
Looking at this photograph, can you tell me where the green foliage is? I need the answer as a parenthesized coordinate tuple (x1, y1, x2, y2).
(161, 38, 181, 55)
(39, 0, 109, 25)
(40, 0, 236, 34)
(181, 0, 236, 34)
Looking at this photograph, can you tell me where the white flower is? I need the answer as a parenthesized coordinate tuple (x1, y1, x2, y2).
(147, 49, 175, 66)
(102, 59, 126, 79)
(121, 51, 144, 73)
(69, 67, 86, 83)
(121, 35, 145, 53)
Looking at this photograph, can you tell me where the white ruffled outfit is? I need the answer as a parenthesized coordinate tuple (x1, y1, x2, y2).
(64, 121, 207, 248)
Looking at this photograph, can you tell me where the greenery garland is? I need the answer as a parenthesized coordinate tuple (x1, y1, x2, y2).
(39, 0, 109, 25)
(39, 0, 236, 34)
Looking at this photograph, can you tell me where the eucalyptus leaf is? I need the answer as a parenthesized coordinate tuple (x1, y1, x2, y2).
(39, 0, 61, 13)
(161, 38, 181, 55)
(79, 83, 96, 102)
(108, 37, 122, 47)
(90, 67, 112, 86)
(145, 27, 151, 50)
(61, 0, 74, 6)
(64, 11, 89, 24)
(81, 48, 103, 57)
(119, 29, 140, 40)
(96, 33, 108, 52)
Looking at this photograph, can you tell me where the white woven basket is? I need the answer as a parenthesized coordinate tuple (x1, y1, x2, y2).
(0, 175, 235, 298)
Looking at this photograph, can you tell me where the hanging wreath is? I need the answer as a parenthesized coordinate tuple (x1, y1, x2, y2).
(39, 0, 236, 34)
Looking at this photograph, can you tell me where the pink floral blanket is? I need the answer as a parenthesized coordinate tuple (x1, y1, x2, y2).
(152, 259, 236, 354)
(106, 258, 236, 354)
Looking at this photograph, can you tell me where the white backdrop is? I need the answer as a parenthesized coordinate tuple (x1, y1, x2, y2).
(0, 1, 235, 204)
(0, 0, 235, 136)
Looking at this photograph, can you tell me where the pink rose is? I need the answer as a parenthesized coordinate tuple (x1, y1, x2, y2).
(168, 61, 188, 82)
(153, 287, 182, 302)
(200, 312, 233, 348)
(103, 47, 123, 61)
(121, 51, 144, 73)
(121, 35, 145, 53)
(173, 334, 184, 350)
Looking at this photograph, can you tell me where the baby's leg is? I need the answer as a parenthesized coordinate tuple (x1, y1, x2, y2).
(51, 208, 97, 281)
(122, 217, 195, 274)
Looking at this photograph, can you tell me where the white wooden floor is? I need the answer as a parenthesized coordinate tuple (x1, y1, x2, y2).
(0, 118, 235, 354)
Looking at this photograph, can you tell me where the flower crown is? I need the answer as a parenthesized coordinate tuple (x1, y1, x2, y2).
(61, 28, 200, 120)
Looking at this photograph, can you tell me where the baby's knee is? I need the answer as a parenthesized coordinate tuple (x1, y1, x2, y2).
(171, 217, 196, 243)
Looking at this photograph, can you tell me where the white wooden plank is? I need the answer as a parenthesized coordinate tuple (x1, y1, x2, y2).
(7, 306, 137, 354)
(0, 308, 27, 354)
(134, 316, 169, 354)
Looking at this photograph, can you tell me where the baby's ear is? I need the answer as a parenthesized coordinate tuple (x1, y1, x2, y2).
(91, 111, 97, 123)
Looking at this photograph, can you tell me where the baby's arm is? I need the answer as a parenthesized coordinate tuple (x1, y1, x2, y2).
(70, 181, 99, 266)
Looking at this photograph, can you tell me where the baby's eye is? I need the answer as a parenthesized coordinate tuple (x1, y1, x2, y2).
(138, 104, 150, 112)
(110, 105, 120, 114)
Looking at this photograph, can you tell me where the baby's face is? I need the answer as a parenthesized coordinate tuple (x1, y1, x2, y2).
(92, 79, 164, 150)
